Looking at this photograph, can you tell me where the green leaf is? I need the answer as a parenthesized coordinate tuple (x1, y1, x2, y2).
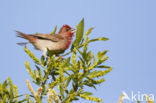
(13, 85, 18, 102)
(97, 50, 107, 60)
(85, 27, 93, 37)
(86, 51, 93, 64)
(80, 94, 102, 102)
(24, 46, 41, 65)
(26, 94, 30, 103)
(73, 18, 84, 47)
(72, 48, 77, 66)
(81, 92, 93, 96)
(86, 77, 105, 85)
(83, 81, 96, 89)
(40, 56, 46, 66)
(97, 56, 108, 65)
(89, 68, 112, 78)
(51, 25, 57, 34)
(25, 61, 36, 80)
(82, 35, 89, 60)
(94, 78, 105, 84)
(8, 77, 14, 102)
(137, 100, 140, 103)
(59, 84, 64, 100)
(101, 50, 108, 57)
(95, 65, 111, 68)
(89, 37, 109, 43)
(0, 83, 2, 90)
(34, 70, 41, 85)
(35, 65, 43, 80)
(2, 80, 8, 89)
(49, 79, 58, 88)
(66, 76, 72, 87)
(73, 97, 79, 101)
(63, 57, 71, 67)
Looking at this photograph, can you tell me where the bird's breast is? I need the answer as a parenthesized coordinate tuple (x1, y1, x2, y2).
(34, 39, 67, 52)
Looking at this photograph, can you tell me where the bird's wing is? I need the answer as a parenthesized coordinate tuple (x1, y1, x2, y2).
(30, 33, 64, 42)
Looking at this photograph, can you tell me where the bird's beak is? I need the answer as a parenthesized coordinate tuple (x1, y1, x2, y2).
(70, 28, 76, 33)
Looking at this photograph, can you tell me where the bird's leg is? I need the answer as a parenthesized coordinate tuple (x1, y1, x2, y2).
(42, 48, 48, 57)
(43, 48, 52, 63)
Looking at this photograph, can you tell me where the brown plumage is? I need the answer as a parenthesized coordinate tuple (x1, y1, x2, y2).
(16, 25, 75, 56)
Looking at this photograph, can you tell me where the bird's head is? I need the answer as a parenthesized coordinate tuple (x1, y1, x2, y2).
(59, 24, 75, 36)
(58, 25, 75, 49)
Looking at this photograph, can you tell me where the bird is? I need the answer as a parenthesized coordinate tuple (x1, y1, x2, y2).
(16, 25, 75, 57)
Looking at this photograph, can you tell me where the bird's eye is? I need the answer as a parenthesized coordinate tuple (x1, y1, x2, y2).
(66, 28, 69, 31)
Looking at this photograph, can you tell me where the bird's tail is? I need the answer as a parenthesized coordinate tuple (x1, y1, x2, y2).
(15, 30, 36, 44)
(15, 30, 28, 39)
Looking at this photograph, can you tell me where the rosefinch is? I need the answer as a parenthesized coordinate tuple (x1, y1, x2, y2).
(16, 25, 75, 56)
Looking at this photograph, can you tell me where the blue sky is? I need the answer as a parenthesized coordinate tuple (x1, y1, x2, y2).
(0, 0, 156, 103)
